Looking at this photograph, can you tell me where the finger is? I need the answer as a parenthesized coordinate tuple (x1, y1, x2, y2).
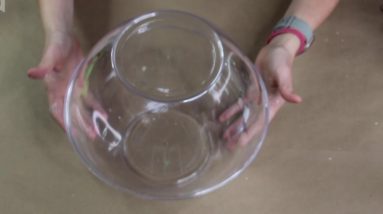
(280, 87, 302, 103)
(268, 95, 285, 122)
(237, 114, 264, 146)
(28, 47, 62, 79)
(79, 93, 108, 139)
(223, 117, 244, 140)
(280, 90, 302, 103)
(223, 118, 242, 151)
(218, 98, 248, 122)
(49, 95, 97, 139)
(226, 134, 241, 151)
(276, 66, 302, 103)
(237, 124, 260, 147)
(74, 105, 98, 140)
(82, 93, 108, 118)
(27, 67, 51, 79)
(236, 95, 285, 146)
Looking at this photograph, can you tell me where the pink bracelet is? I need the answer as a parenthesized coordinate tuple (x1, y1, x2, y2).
(266, 28, 307, 55)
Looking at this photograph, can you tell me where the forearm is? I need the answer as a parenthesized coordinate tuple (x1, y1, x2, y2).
(38, 0, 74, 40)
(285, 0, 339, 30)
(270, 0, 339, 55)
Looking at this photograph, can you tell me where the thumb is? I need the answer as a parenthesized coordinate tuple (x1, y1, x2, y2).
(27, 44, 64, 79)
(276, 65, 302, 103)
(27, 67, 51, 79)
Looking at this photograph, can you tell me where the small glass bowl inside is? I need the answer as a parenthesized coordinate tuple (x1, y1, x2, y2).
(65, 10, 269, 200)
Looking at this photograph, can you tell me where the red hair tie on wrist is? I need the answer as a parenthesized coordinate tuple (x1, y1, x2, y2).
(266, 16, 314, 56)
(266, 28, 307, 55)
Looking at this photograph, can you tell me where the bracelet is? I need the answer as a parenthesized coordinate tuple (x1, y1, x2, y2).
(267, 28, 307, 55)
(266, 16, 314, 55)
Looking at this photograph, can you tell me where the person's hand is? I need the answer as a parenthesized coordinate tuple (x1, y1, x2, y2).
(219, 34, 302, 149)
(28, 33, 83, 128)
(255, 34, 302, 121)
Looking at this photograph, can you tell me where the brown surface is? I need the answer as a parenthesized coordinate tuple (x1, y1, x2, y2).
(0, 0, 383, 213)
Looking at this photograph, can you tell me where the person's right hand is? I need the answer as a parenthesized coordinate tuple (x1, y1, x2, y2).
(28, 33, 84, 129)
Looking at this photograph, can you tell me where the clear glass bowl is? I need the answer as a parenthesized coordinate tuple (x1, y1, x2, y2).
(64, 10, 269, 200)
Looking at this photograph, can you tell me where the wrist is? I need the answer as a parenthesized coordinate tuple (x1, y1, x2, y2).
(268, 34, 300, 56)
(46, 30, 74, 45)
(267, 16, 314, 55)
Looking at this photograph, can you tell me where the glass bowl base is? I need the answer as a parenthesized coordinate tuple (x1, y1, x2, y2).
(123, 110, 210, 184)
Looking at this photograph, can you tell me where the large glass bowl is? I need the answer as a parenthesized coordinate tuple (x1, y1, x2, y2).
(64, 10, 269, 199)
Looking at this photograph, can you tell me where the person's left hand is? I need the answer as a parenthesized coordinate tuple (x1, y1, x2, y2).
(255, 34, 302, 119)
(219, 34, 302, 149)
